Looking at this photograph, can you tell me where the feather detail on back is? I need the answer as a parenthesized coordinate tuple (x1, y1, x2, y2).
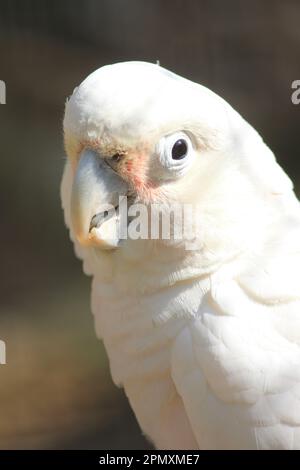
(171, 261, 300, 449)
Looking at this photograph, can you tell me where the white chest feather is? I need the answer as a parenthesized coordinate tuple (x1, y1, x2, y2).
(90, 275, 208, 448)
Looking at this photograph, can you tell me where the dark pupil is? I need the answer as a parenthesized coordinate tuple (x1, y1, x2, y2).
(171, 139, 188, 160)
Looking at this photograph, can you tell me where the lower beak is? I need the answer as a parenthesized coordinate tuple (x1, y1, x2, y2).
(71, 149, 128, 249)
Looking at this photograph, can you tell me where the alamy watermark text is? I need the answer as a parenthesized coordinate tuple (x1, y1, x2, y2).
(0, 80, 6, 104)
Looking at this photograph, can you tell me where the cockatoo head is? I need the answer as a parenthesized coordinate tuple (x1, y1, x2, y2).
(62, 61, 293, 276)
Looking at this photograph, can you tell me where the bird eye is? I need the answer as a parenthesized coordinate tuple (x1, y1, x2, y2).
(158, 132, 194, 178)
(171, 139, 188, 160)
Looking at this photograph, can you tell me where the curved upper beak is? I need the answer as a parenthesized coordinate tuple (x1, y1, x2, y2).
(71, 149, 128, 249)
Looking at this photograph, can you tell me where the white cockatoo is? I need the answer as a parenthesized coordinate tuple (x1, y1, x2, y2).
(61, 61, 300, 450)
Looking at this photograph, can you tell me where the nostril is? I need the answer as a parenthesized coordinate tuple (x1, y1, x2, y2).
(112, 153, 122, 162)
(105, 154, 124, 172)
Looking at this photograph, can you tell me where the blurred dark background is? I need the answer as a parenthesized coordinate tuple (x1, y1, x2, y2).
(0, 0, 299, 449)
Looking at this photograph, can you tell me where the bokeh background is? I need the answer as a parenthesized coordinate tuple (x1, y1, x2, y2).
(0, 0, 299, 449)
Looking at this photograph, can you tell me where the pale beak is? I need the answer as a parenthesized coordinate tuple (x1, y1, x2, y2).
(71, 149, 128, 249)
